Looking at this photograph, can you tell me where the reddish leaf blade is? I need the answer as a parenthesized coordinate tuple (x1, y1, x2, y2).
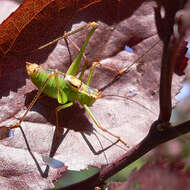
(0, 0, 101, 57)
(174, 40, 188, 76)
(108, 160, 190, 190)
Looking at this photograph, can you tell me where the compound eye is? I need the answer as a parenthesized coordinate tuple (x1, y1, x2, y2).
(26, 62, 41, 75)
(66, 75, 82, 89)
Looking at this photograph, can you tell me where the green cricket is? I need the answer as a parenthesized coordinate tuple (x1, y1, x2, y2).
(9, 22, 127, 147)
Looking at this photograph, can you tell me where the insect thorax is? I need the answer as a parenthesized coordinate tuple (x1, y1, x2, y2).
(64, 74, 100, 106)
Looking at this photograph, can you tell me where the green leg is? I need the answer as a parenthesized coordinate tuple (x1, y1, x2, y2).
(65, 23, 120, 82)
(83, 104, 127, 146)
(50, 73, 73, 155)
(79, 62, 88, 81)
(55, 102, 73, 137)
(67, 37, 120, 81)
(66, 22, 98, 76)
(54, 72, 68, 104)
(65, 33, 90, 81)
(48, 102, 73, 159)
(86, 62, 99, 87)
(66, 37, 89, 71)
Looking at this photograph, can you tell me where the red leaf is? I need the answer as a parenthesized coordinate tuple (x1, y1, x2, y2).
(108, 160, 190, 190)
(0, 0, 101, 57)
(174, 40, 188, 76)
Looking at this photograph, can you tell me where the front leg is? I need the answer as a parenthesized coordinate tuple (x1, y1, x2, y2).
(9, 67, 58, 129)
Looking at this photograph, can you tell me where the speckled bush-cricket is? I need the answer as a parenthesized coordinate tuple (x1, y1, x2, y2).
(9, 22, 127, 147)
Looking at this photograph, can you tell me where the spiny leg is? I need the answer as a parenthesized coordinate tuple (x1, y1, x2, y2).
(83, 40, 160, 84)
(65, 36, 119, 80)
(67, 37, 89, 80)
(83, 104, 127, 146)
(36, 23, 94, 52)
(64, 22, 119, 79)
(65, 34, 89, 67)
(117, 40, 160, 76)
(9, 67, 57, 129)
(36, 21, 158, 82)
(33, 22, 99, 78)
(63, 31, 72, 65)
(66, 22, 98, 76)
(36, 21, 120, 80)
(83, 62, 128, 145)
(98, 41, 160, 92)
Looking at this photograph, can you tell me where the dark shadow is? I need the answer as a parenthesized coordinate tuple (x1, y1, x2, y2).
(21, 91, 125, 177)
(49, 129, 70, 158)
(0, 60, 28, 98)
(43, 124, 122, 177)
(20, 94, 95, 177)
(43, 129, 70, 178)
(99, 74, 121, 92)
(81, 132, 119, 155)
(18, 126, 46, 178)
(24, 93, 94, 133)
(71, 0, 143, 26)
(19, 123, 69, 178)
(0, 42, 57, 98)
(0, 126, 11, 140)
